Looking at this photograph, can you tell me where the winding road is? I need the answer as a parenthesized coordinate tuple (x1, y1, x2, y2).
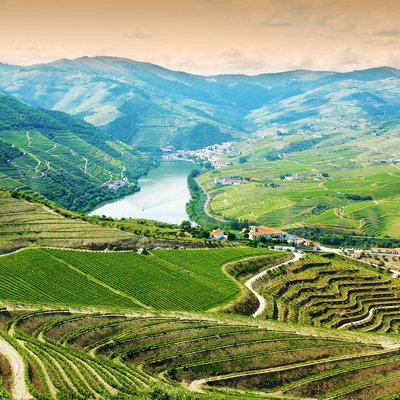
(245, 252, 304, 317)
(195, 178, 228, 222)
(0, 338, 32, 399)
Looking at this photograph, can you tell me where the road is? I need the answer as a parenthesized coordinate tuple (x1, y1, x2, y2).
(245, 252, 304, 317)
(195, 178, 228, 222)
(0, 338, 32, 399)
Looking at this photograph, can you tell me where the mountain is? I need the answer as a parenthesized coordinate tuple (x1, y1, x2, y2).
(1, 57, 398, 149)
(0, 93, 153, 211)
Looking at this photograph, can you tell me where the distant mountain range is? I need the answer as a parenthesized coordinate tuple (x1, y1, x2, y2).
(0, 57, 399, 149)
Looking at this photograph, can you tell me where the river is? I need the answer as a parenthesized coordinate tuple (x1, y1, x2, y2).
(89, 160, 194, 224)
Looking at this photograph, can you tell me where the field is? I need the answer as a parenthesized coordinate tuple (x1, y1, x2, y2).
(0, 247, 280, 312)
(1, 307, 400, 400)
(0, 190, 134, 254)
(198, 127, 400, 238)
(253, 253, 400, 334)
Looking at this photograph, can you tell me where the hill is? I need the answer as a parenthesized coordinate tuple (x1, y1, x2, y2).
(197, 121, 400, 239)
(0, 94, 154, 211)
(0, 58, 399, 149)
(0, 189, 223, 254)
(0, 189, 137, 254)
(1, 277, 400, 399)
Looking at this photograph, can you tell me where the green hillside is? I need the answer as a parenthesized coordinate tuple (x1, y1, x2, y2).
(0, 190, 135, 254)
(0, 247, 279, 311)
(199, 125, 400, 238)
(0, 94, 154, 212)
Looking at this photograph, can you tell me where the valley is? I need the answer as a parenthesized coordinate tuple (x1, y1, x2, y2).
(0, 57, 399, 400)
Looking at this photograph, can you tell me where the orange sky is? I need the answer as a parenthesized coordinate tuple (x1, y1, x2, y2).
(1, 0, 399, 74)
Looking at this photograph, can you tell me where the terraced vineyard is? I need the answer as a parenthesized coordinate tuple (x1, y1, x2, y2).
(0, 246, 280, 312)
(1, 308, 399, 400)
(199, 138, 400, 238)
(0, 94, 155, 213)
(256, 253, 400, 334)
(0, 190, 134, 254)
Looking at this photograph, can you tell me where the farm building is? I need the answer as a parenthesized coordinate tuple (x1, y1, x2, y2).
(107, 180, 128, 190)
(274, 245, 296, 252)
(249, 226, 295, 241)
(291, 237, 312, 246)
(209, 229, 226, 240)
(214, 177, 243, 185)
(311, 241, 321, 251)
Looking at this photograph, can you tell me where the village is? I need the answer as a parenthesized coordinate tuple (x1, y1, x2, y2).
(162, 142, 239, 169)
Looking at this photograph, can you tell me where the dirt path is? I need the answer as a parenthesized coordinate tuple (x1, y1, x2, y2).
(245, 252, 303, 317)
(83, 157, 88, 174)
(47, 143, 57, 153)
(187, 347, 397, 393)
(0, 338, 32, 399)
(338, 305, 400, 330)
(26, 131, 31, 147)
(195, 178, 228, 222)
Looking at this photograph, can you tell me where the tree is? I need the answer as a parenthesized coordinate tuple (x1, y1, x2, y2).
(227, 232, 236, 241)
(179, 220, 191, 231)
(239, 156, 248, 164)
(198, 229, 210, 239)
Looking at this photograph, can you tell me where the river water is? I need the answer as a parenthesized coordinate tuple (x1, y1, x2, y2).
(89, 160, 194, 224)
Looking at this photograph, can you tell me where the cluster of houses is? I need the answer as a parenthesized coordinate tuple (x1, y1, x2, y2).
(248, 226, 321, 251)
(214, 177, 244, 186)
(162, 142, 237, 169)
(207, 225, 321, 251)
(105, 180, 129, 190)
(214, 176, 262, 186)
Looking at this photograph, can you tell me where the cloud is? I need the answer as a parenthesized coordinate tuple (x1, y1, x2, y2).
(124, 27, 149, 39)
(219, 47, 267, 73)
(259, 17, 292, 28)
(374, 29, 400, 37)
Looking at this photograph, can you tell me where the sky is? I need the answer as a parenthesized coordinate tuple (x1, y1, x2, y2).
(1, 0, 399, 75)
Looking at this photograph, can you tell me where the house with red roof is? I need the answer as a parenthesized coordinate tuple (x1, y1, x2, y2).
(209, 229, 226, 240)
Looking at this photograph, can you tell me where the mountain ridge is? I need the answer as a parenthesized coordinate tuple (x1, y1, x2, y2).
(0, 57, 399, 149)
(2, 56, 399, 77)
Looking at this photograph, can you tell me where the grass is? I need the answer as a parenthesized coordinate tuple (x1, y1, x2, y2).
(0, 247, 278, 311)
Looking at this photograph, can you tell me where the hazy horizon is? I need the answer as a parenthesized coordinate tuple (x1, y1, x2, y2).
(1, 55, 399, 77)
(1, 0, 400, 75)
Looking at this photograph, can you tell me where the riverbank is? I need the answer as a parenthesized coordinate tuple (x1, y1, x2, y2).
(89, 160, 194, 224)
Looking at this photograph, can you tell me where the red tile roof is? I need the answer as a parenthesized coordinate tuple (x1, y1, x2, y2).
(210, 229, 224, 236)
(257, 226, 287, 235)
